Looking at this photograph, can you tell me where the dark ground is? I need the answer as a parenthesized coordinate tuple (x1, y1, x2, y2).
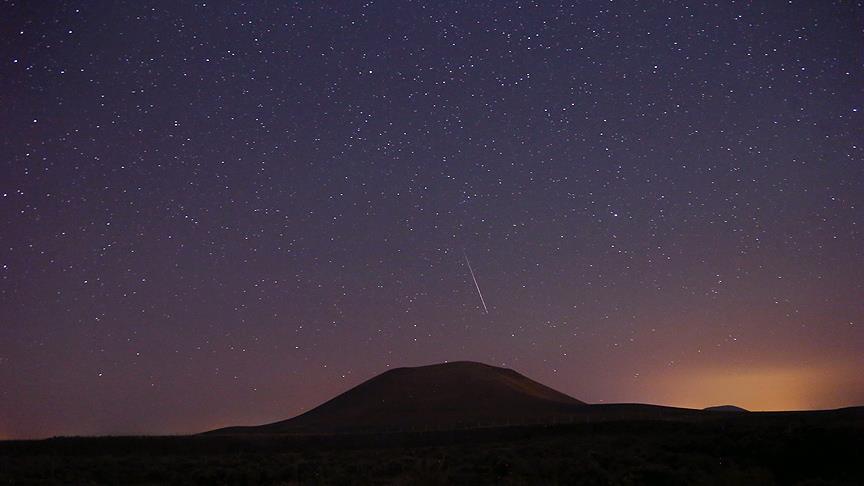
(1, 408, 862, 485)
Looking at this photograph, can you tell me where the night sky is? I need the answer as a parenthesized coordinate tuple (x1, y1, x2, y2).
(2, 1, 863, 439)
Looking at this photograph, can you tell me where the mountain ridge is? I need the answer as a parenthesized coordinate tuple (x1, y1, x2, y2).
(207, 361, 587, 434)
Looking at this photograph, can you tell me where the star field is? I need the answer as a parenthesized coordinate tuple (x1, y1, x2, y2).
(1, 1, 863, 438)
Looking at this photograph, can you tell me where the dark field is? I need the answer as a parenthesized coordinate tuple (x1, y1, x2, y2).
(2, 409, 862, 485)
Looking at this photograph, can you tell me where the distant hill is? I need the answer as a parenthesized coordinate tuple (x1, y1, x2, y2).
(208, 361, 587, 434)
(704, 405, 749, 412)
(206, 361, 718, 435)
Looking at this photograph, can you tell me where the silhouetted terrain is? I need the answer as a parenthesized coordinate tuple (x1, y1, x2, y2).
(206, 361, 761, 437)
(2, 408, 863, 484)
(704, 404, 750, 412)
(209, 361, 586, 434)
(3, 362, 862, 484)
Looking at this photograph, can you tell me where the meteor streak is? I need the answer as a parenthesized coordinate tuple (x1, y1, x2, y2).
(463, 251, 489, 314)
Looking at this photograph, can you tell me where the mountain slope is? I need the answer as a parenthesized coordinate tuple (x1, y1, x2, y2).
(704, 405, 749, 412)
(209, 361, 585, 434)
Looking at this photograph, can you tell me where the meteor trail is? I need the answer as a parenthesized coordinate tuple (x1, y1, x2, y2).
(463, 251, 489, 314)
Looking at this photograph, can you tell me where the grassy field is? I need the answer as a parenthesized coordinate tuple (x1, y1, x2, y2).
(1, 410, 862, 484)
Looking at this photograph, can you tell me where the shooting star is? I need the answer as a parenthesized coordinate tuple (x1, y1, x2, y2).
(463, 250, 489, 314)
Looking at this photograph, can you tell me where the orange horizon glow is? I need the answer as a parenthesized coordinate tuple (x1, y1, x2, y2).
(646, 361, 863, 411)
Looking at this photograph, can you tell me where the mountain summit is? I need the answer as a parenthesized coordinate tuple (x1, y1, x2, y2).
(209, 361, 585, 434)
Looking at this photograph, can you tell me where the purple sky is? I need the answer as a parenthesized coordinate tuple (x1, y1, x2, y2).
(1, 1, 862, 439)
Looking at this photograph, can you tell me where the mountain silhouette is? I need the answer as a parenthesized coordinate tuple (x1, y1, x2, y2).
(704, 405, 749, 412)
(209, 361, 587, 434)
